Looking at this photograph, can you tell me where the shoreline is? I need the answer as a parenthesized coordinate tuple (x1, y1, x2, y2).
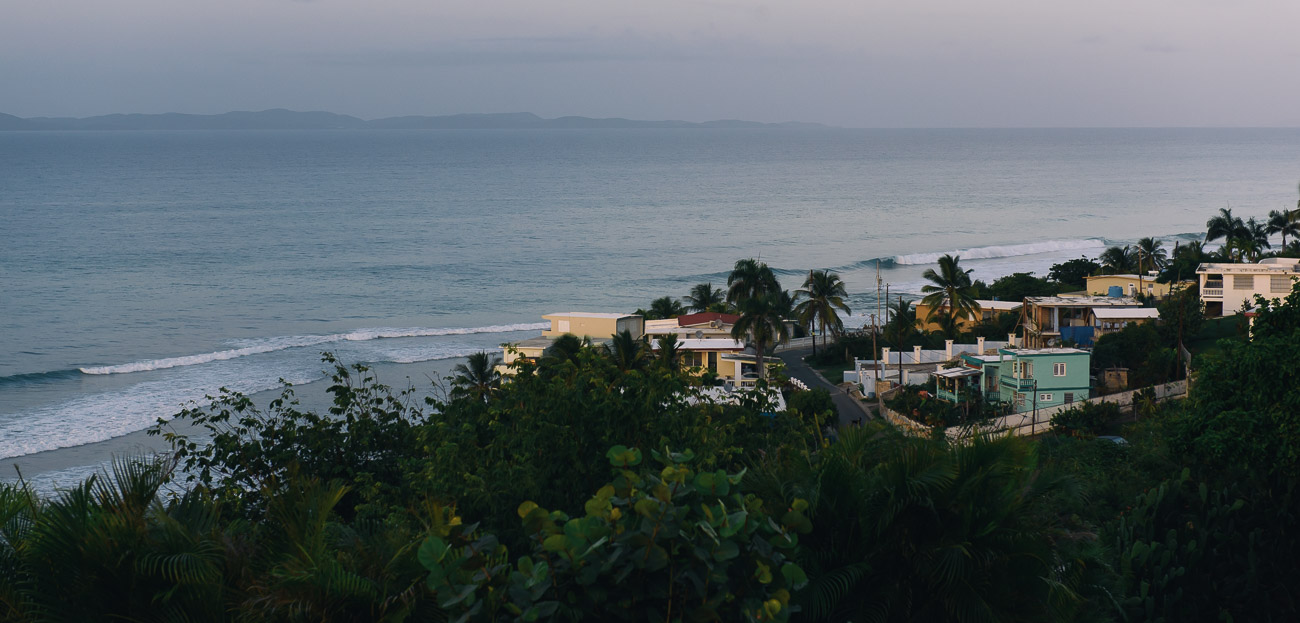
(0, 357, 464, 493)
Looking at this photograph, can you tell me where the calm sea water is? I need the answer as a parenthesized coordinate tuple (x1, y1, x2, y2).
(3, 128, 1299, 476)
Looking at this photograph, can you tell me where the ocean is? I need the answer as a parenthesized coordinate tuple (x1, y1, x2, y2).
(3, 127, 1298, 488)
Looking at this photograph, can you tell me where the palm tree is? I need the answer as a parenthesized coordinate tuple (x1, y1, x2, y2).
(793, 270, 851, 356)
(646, 296, 685, 320)
(1246, 217, 1271, 252)
(726, 258, 780, 305)
(919, 254, 981, 331)
(451, 352, 501, 403)
(655, 333, 683, 371)
(606, 329, 648, 372)
(731, 292, 790, 380)
(882, 297, 918, 381)
(1266, 209, 1300, 250)
(1135, 237, 1168, 273)
(1205, 207, 1247, 243)
(684, 283, 725, 313)
(1098, 245, 1137, 274)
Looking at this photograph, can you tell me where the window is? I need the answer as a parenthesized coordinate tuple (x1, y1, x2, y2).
(1271, 275, 1294, 293)
(1053, 362, 1066, 376)
(1015, 394, 1026, 407)
(1039, 393, 1053, 402)
(1022, 361, 1033, 378)
(557, 319, 570, 333)
(1064, 392, 1074, 404)
(1127, 283, 1136, 295)
(1233, 275, 1254, 290)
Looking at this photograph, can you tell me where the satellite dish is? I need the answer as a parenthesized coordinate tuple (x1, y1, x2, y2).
(709, 319, 722, 329)
(695, 330, 705, 339)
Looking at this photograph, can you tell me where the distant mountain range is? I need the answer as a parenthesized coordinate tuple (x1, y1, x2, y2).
(0, 109, 825, 131)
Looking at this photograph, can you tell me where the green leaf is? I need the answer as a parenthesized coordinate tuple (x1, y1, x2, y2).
(781, 563, 809, 590)
(606, 445, 643, 467)
(418, 536, 448, 570)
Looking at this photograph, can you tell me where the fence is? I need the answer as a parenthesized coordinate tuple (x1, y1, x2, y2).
(879, 380, 1189, 439)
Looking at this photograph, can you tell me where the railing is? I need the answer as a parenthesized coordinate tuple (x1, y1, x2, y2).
(999, 376, 1035, 391)
(1203, 280, 1224, 289)
(1202, 288, 1223, 298)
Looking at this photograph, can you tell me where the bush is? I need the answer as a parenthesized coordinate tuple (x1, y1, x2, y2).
(1051, 401, 1121, 437)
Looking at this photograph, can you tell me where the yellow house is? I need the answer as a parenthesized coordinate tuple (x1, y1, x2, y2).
(914, 299, 1021, 333)
(542, 312, 644, 339)
(1083, 274, 1185, 299)
(499, 312, 644, 374)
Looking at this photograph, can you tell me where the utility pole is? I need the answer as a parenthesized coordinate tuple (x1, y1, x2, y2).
(874, 260, 883, 391)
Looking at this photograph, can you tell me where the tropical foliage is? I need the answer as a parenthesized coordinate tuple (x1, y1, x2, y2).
(793, 269, 851, 356)
(919, 254, 981, 334)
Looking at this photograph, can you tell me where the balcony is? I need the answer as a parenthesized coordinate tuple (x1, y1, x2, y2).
(999, 375, 1035, 391)
(1202, 288, 1223, 298)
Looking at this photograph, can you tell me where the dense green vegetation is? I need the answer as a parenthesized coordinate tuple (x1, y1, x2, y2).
(5, 232, 1300, 621)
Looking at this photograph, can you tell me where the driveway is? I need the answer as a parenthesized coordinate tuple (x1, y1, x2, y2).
(776, 348, 874, 428)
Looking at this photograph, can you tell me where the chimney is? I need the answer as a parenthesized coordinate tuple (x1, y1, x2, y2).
(945, 339, 954, 359)
(913, 345, 922, 364)
(1008, 333, 1017, 347)
(881, 347, 891, 364)
(977, 336, 986, 353)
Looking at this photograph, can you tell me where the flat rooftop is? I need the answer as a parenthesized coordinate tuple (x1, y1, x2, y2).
(543, 312, 638, 319)
(1025, 296, 1142, 307)
(1091, 307, 1160, 319)
(999, 347, 1090, 356)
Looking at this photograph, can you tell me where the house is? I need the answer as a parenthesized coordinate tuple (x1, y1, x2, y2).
(1196, 258, 1300, 317)
(1021, 295, 1143, 348)
(649, 337, 753, 382)
(500, 312, 644, 373)
(1088, 307, 1161, 338)
(644, 312, 739, 340)
(914, 299, 1022, 333)
(934, 366, 983, 404)
(542, 312, 644, 339)
(1083, 274, 1185, 299)
(960, 347, 1090, 413)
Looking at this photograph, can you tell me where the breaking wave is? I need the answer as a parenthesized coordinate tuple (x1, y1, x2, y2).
(78, 323, 547, 375)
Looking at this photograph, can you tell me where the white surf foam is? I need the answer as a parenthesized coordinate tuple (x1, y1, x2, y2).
(892, 239, 1106, 266)
(79, 322, 548, 375)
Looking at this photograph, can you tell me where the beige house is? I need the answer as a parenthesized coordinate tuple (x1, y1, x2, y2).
(500, 312, 643, 374)
(1197, 258, 1300, 317)
(645, 312, 739, 340)
(913, 299, 1021, 333)
(1083, 274, 1184, 299)
(542, 312, 644, 339)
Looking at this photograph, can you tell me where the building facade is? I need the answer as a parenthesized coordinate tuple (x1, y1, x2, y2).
(1197, 258, 1300, 317)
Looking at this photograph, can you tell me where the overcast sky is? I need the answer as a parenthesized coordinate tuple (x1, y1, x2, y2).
(4, 0, 1299, 127)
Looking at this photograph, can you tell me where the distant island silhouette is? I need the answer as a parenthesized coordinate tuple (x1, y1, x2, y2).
(0, 109, 826, 131)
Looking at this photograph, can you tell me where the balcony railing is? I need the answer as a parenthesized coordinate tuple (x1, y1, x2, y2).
(999, 376, 1035, 391)
(1202, 288, 1223, 298)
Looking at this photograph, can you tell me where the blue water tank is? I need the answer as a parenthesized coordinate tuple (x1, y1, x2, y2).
(1107, 285, 1123, 298)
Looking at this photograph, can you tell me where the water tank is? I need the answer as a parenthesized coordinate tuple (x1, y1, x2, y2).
(1107, 285, 1123, 298)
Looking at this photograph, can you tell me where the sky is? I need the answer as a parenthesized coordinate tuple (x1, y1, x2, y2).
(4, 0, 1300, 127)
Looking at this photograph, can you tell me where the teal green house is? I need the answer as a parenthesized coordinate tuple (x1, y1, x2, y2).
(957, 348, 1091, 412)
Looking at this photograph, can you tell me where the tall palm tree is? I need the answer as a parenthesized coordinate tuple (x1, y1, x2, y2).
(1205, 207, 1247, 243)
(1135, 237, 1168, 273)
(646, 296, 685, 320)
(606, 329, 648, 372)
(726, 258, 780, 305)
(1098, 245, 1137, 274)
(451, 352, 501, 403)
(731, 292, 790, 380)
(1266, 209, 1300, 250)
(684, 283, 726, 313)
(919, 254, 981, 331)
(883, 297, 918, 381)
(793, 270, 851, 356)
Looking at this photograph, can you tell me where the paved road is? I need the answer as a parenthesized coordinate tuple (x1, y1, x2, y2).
(776, 348, 873, 427)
